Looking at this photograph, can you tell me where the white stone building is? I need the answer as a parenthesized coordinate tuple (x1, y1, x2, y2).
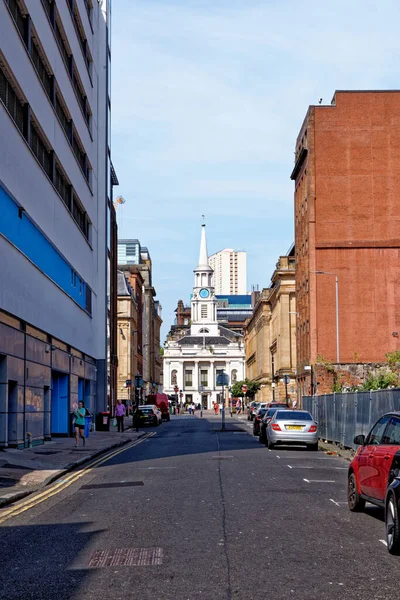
(208, 248, 247, 295)
(163, 225, 245, 409)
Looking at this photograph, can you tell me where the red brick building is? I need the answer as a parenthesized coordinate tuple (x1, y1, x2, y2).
(292, 91, 400, 398)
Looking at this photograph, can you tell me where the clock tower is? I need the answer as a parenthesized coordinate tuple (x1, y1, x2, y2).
(191, 223, 218, 336)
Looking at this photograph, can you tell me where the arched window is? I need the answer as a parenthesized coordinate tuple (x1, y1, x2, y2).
(171, 370, 177, 386)
(199, 328, 210, 333)
(231, 369, 238, 383)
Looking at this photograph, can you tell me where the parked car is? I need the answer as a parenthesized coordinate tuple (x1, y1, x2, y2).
(247, 402, 260, 421)
(267, 402, 288, 409)
(260, 406, 289, 444)
(137, 405, 162, 427)
(253, 407, 269, 436)
(265, 410, 318, 450)
(348, 412, 400, 554)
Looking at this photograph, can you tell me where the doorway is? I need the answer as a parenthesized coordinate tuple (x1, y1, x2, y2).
(51, 372, 69, 435)
(201, 394, 208, 409)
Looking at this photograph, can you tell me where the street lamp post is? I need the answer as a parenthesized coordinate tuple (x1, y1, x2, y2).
(311, 271, 340, 364)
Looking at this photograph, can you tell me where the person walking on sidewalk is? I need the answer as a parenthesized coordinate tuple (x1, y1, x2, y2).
(116, 399, 126, 432)
(73, 401, 86, 447)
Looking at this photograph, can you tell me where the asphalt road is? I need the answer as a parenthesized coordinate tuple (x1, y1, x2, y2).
(0, 414, 398, 600)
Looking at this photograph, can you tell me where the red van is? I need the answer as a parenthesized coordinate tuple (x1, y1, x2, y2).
(146, 393, 170, 421)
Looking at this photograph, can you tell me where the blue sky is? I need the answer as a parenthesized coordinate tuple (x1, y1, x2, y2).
(111, 0, 400, 340)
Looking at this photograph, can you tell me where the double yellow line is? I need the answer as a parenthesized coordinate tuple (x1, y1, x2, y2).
(0, 432, 154, 525)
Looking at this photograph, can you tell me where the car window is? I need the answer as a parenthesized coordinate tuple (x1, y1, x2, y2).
(275, 411, 312, 421)
(367, 415, 391, 445)
(382, 417, 400, 445)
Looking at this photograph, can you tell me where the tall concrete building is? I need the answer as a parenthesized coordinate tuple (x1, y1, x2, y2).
(0, 0, 114, 447)
(291, 91, 400, 398)
(208, 248, 247, 295)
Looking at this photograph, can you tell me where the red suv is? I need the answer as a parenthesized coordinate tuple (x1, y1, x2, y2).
(348, 412, 400, 554)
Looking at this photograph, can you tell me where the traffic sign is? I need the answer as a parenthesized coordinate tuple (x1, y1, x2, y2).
(282, 375, 291, 385)
(242, 384, 247, 393)
(216, 373, 229, 386)
(174, 386, 179, 393)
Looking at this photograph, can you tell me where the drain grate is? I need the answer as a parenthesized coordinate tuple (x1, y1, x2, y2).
(33, 451, 61, 455)
(81, 481, 144, 490)
(2, 464, 32, 470)
(88, 547, 163, 568)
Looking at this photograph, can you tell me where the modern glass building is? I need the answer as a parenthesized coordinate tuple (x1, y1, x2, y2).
(0, 0, 114, 447)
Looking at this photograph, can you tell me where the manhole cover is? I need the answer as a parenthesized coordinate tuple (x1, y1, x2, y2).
(81, 481, 144, 490)
(0, 477, 17, 488)
(88, 547, 163, 568)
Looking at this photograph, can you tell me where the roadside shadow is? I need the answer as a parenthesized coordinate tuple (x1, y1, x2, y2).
(0, 522, 100, 600)
(364, 504, 385, 523)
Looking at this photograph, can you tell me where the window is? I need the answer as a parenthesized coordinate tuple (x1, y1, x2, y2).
(55, 163, 71, 208)
(30, 120, 52, 178)
(201, 305, 207, 319)
(185, 370, 193, 387)
(56, 93, 70, 139)
(85, 285, 92, 314)
(55, 21, 70, 69)
(30, 37, 52, 100)
(5, 0, 26, 38)
(367, 416, 391, 446)
(0, 65, 24, 135)
(171, 370, 177, 386)
(382, 417, 400, 445)
(200, 370, 208, 386)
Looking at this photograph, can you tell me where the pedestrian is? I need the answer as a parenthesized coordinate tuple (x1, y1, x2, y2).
(192, 403, 196, 415)
(116, 399, 126, 432)
(73, 401, 86, 447)
(236, 399, 241, 415)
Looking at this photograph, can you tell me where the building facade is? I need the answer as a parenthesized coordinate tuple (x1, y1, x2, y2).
(164, 225, 245, 409)
(208, 248, 247, 295)
(0, 0, 113, 447)
(116, 271, 139, 411)
(245, 249, 297, 404)
(118, 242, 163, 395)
(291, 91, 400, 398)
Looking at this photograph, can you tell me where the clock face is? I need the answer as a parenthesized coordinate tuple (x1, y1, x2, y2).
(199, 288, 209, 299)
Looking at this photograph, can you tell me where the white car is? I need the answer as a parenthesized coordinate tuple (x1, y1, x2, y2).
(138, 405, 162, 426)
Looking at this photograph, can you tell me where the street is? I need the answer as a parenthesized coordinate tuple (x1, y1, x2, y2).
(0, 414, 398, 600)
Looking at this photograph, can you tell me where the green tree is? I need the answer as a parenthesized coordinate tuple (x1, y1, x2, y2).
(231, 378, 261, 400)
(361, 372, 398, 391)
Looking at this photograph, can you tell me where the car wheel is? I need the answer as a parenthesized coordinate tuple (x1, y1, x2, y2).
(348, 471, 365, 512)
(307, 443, 318, 452)
(386, 490, 400, 555)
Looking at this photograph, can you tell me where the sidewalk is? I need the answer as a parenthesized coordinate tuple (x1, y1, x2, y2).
(0, 416, 140, 508)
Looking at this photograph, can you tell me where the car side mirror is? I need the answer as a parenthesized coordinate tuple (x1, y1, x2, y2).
(354, 434, 365, 446)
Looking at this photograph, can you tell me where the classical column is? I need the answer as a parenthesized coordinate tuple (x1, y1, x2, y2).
(193, 360, 199, 401)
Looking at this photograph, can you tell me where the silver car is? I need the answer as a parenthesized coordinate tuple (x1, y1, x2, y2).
(266, 410, 318, 451)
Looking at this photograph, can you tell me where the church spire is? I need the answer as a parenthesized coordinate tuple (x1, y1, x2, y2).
(198, 222, 209, 268)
